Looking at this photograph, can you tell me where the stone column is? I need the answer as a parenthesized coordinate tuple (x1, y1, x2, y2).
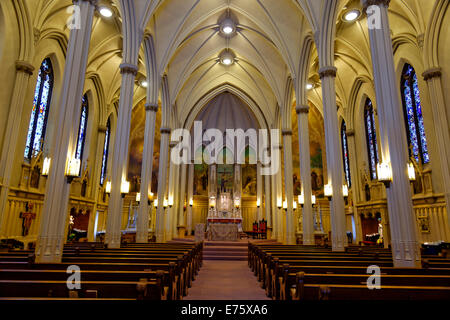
(0, 61, 34, 236)
(256, 161, 262, 221)
(275, 151, 283, 242)
(270, 168, 278, 240)
(362, 0, 420, 267)
(177, 163, 187, 237)
(319, 66, 347, 252)
(136, 104, 158, 243)
(165, 142, 177, 241)
(155, 128, 171, 242)
(104, 62, 138, 249)
(35, 0, 97, 262)
(422, 68, 450, 226)
(186, 163, 194, 235)
(264, 174, 271, 226)
(345, 129, 363, 243)
(282, 130, 295, 244)
(296, 105, 314, 245)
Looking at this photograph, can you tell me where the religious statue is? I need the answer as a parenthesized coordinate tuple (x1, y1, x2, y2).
(20, 203, 36, 236)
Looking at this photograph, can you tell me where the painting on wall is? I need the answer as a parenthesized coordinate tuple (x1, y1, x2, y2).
(418, 216, 431, 233)
(242, 164, 257, 196)
(194, 163, 209, 196)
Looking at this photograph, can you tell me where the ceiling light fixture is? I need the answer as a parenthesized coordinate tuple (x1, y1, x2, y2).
(220, 18, 236, 36)
(99, 7, 113, 18)
(343, 9, 360, 22)
(306, 83, 313, 90)
(220, 50, 235, 66)
(141, 80, 148, 88)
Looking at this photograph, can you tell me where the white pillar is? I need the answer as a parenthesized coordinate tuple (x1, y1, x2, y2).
(319, 66, 347, 252)
(296, 105, 314, 245)
(0, 61, 34, 237)
(35, 0, 96, 262)
(136, 104, 158, 243)
(282, 130, 296, 244)
(270, 168, 278, 240)
(177, 163, 187, 237)
(104, 62, 138, 249)
(422, 68, 450, 227)
(186, 163, 194, 235)
(276, 153, 283, 242)
(156, 128, 171, 242)
(256, 161, 262, 221)
(362, 0, 420, 267)
(166, 143, 177, 241)
(264, 174, 271, 225)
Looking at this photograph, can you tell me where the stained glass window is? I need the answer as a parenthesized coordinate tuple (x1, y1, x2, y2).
(401, 64, 429, 164)
(100, 118, 111, 186)
(364, 98, 379, 180)
(341, 121, 351, 188)
(75, 94, 89, 161)
(24, 58, 54, 159)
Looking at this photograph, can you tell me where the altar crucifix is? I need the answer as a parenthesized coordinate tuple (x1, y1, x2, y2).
(20, 203, 36, 236)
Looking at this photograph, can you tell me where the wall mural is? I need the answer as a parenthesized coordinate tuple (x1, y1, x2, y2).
(242, 147, 257, 196)
(127, 99, 161, 193)
(291, 104, 327, 196)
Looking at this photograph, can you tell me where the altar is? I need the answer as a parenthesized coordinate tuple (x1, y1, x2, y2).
(207, 224, 239, 241)
(206, 192, 242, 241)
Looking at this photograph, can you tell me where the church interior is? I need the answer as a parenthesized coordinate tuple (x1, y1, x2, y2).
(0, 0, 449, 303)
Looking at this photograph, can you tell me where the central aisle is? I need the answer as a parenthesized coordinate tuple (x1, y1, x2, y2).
(184, 260, 270, 300)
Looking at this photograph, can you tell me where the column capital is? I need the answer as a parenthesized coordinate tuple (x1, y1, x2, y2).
(169, 141, 177, 148)
(119, 63, 138, 76)
(295, 105, 310, 114)
(361, 0, 390, 11)
(319, 66, 337, 79)
(160, 127, 171, 135)
(282, 130, 293, 136)
(15, 60, 34, 75)
(98, 125, 107, 133)
(145, 103, 159, 112)
(422, 67, 442, 81)
(346, 129, 355, 137)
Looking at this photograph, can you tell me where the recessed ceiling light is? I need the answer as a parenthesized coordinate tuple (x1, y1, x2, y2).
(99, 7, 113, 18)
(306, 83, 313, 90)
(141, 80, 148, 88)
(220, 18, 236, 36)
(344, 10, 360, 22)
(220, 50, 235, 66)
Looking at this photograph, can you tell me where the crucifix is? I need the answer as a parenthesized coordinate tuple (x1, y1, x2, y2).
(20, 203, 36, 236)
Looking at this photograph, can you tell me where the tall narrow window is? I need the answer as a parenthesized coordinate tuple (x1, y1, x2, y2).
(341, 121, 351, 188)
(364, 98, 379, 180)
(100, 118, 111, 186)
(75, 94, 89, 161)
(401, 63, 429, 164)
(24, 58, 54, 159)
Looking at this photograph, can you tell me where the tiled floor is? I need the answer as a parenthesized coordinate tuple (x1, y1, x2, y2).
(184, 260, 270, 300)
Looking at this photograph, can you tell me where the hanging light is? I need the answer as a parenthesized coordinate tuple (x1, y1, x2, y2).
(220, 50, 235, 66)
(408, 163, 416, 181)
(377, 162, 392, 188)
(42, 157, 51, 177)
(220, 18, 236, 36)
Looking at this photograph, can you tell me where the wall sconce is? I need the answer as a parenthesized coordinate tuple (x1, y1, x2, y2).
(42, 157, 51, 177)
(163, 198, 168, 209)
(256, 198, 261, 208)
(277, 198, 282, 210)
(377, 162, 392, 188)
(189, 198, 193, 207)
(408, 163, 416, 181)
(234, 198, 240, 210)
(105, 181, 111, 194)
(311, 195, 316, 207)
(342, 184, 349, 198)
(136, 192, 141, 203)
(283, 199, 288, 212)
(66, 158, 81, 183)
(324, 184, 333, 201)
(298, 193, 305, 208)
(120, 180, 130, 198)
(293, 201, 297, 211)
(154, 198, 158, 209)
(148, 192, 154, 205)
(168, 196, 174, 208)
